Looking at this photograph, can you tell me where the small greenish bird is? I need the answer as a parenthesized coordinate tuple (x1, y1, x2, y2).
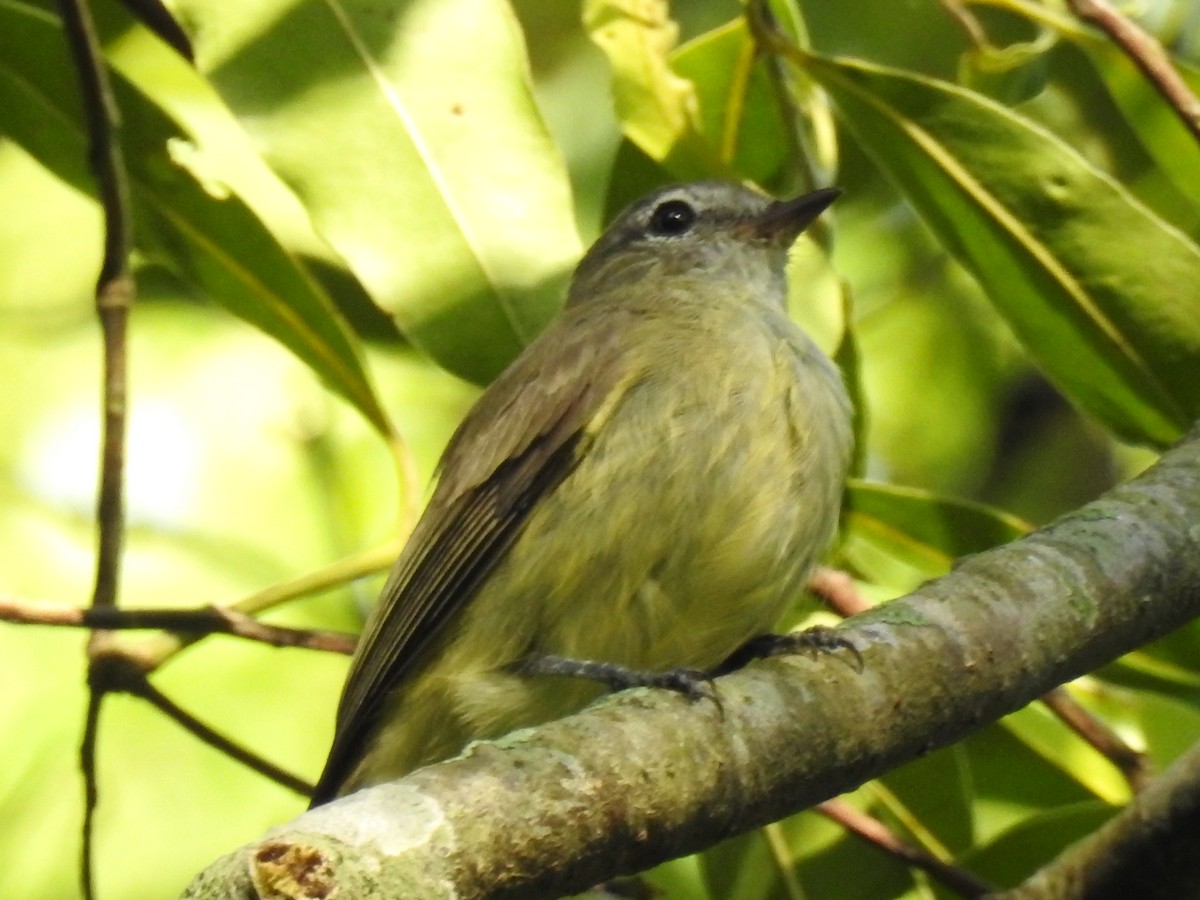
(310, 181, 853, 806)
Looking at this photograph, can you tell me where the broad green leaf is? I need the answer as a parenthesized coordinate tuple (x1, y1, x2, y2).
(960, 723, 1104, 840)
(877, 746, 975, 854)
(671, 19, 787, 185)
(1073, 40, 1200, 219)
(586, 5, 837, 190)
(961, 801, 1114, 888)
(169, 0, 582, 384)
(583, 0, 721, 178)
(1001, 703, 1130, 805)
(0, 1, 391, 436)
(843, 480, 1030, 587)
(800, 53, 1200, 447)
(994, 0, 1200, 219)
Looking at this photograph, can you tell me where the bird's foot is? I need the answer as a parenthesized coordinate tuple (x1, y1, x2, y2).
(510, 653, 719, 705)
(711, 625, 863, 677)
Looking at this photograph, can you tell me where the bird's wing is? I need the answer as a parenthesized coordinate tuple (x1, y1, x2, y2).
(310, 306, 638, 803)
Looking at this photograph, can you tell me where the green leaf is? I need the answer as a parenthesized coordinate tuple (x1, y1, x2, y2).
(842, 481, 1030, 588)
(832, 291, 868, 478)
(1001, 703, 1130, 805)
(0, 1, 392, 436)
(671, 19, 787, 185)
(963, 801, 1115, 888)
(170, 0, 582, 384)
(583, 0, 721, 178)
(586, 5, 836, 190)
(800, 53, 1200, 447)
(997, 0, 1200, 222)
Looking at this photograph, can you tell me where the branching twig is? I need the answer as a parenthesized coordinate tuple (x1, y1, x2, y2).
(56, 0, 136, 892)
(87, 651, 314, 796)
(1068, 0, 1200, 145)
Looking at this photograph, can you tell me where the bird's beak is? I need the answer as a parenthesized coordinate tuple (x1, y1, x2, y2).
(754, 187, 842, 244)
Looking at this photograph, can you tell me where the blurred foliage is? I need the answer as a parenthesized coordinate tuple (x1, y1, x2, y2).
(1, 0, 1198, 896)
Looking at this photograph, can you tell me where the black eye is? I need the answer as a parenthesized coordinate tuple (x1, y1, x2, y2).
(648, 199, 697, 236)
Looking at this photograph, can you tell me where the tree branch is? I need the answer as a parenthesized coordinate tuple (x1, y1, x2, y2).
(184, 424, 1200, 898)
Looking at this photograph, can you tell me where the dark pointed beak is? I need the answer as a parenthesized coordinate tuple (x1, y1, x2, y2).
(755, 187, 841, 243)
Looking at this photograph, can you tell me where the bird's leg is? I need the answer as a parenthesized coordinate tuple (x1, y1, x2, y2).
(710, 625, 863, 677)
(509, 653, 718, 704)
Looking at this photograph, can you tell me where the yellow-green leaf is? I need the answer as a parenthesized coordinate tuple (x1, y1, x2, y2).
(802, 53, 1200, 447)
(171, 0, 583, 384)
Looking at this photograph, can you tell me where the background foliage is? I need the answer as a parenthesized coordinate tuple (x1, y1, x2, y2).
(1, 0, 1198, 896)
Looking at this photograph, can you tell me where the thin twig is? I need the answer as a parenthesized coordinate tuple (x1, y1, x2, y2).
(939, 0, 991, 49)
(88, 651, 314, 796)
(56, 0, 136, 892)
(817, 799, 995, 897)
(807, 565, 872, 617)
(1068, 0, 1200, 145)
(1041, 685, 1153, 793)
(57, 0, 134, 614)
(0, 594, 357, 654)
(138, 676, 315, 796)
(79, 695, 102, 900)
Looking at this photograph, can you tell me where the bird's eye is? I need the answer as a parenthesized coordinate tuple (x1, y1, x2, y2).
(648, 199, 697, 236)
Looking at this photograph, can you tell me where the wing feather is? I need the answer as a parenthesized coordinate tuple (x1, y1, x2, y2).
(310, 307, 635, 803)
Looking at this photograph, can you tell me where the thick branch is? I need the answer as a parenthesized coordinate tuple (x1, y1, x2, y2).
(185, 425, 1200, 899)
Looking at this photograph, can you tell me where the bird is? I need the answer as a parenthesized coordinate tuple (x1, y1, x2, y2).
(310, 180, 854, 806)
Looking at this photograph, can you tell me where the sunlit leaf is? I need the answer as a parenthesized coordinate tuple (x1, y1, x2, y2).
(586, 3, 837, 191)
(170, 0, 582, 384)
(1001, 704, 1130, 805)
(583, 0, 720, 178)
(0, 1, 392, 436)
(996, 0, 1200, 220)
(800, 53, 1200, 447)
(962, 801, 1115, 888)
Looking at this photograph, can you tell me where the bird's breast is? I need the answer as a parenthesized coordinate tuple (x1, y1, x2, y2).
(497, 308, 848, 671)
